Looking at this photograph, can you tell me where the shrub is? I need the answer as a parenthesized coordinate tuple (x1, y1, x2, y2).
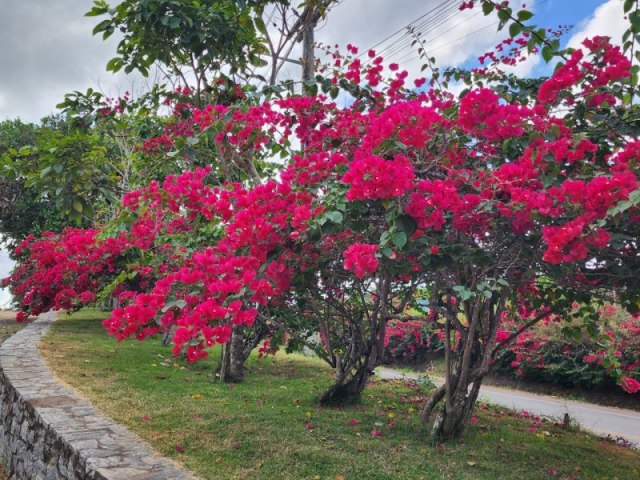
(384, 319, 443, 365)
(494, 306, 640, 392)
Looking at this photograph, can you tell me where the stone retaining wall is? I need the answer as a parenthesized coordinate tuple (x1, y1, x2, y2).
(0, 312, 193, 480)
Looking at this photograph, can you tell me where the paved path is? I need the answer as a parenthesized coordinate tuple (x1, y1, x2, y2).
(377, 366, 640, 447)
(0, 311, 194, 479)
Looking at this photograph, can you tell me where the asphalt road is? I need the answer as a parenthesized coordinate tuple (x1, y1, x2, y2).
(376, 366, 640, 447)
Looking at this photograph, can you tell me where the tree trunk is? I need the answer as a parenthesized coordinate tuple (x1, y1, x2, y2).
(217, 342, 230, 382)
(161, 326, 175, 346)
(421, 376, 483, 442)
(217, 325, 245, 383)
(317, 363, 374, 406)
(228, 324, 245, 382)
(318, 335, 383, 407)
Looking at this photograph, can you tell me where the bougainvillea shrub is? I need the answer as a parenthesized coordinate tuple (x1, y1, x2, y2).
(4, 5, 640, 441)
(384, 319, 444, 364)
(494, 305, 640, 393)
(99, 35, 639, 425)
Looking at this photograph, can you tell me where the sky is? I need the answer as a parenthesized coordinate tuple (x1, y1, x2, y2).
(0, 0, 629, 308)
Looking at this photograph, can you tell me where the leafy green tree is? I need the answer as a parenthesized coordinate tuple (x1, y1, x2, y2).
(0, 119, 79, 249)
(0, 117, 126, 249)
(87, 0, 275, 102)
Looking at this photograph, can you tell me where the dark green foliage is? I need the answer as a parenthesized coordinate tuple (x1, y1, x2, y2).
(493, 341, 629, 390)
(0, 119, 96, 250)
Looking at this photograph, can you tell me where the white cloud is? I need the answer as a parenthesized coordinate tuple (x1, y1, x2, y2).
(309, 1, 546, 84)
(567, 0, 627, 49)
(315, 0, 505, 74)
(0, 0, 129, 122)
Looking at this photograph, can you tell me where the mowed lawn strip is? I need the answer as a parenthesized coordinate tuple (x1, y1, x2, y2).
(0, 311, 26, 343)
(39, 310, 640, 480)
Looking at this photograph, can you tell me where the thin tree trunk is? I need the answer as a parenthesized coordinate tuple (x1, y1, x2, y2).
(161, 326, 175, 346)
(218, 342, 230, 382)
(228, 324, 245, 382)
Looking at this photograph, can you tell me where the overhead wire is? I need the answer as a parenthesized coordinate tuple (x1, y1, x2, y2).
(395, 0, 551, 68)
(360, 1, 463, 66)
(374, 3, 463, 63)
(393, 5, 486, 66)
(357, 0, 451, 58)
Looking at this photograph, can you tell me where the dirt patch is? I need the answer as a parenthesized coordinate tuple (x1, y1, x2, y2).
(0, 311, 17, 322)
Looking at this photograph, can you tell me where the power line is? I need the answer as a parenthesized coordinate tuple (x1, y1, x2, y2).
(357, 0, 451, 59)
(372, 2, 463, 63)
(396, 0, 550, 68)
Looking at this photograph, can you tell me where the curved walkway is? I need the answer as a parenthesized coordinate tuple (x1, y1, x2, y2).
(0, 311, 194, 480)
(377, 367, 640, 448)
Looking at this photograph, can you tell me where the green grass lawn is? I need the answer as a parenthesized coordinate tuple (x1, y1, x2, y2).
(39, 310, 640, 480)
(0, 311, 25, 343)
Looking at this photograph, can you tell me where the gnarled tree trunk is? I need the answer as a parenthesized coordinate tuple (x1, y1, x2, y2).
(421, 378, 482, 442)
(302, 270, 395, 407)
(318, 344, 381, 406)
(420, 281, 508, 442)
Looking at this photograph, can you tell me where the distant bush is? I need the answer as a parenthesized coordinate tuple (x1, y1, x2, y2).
(384, 319, 443, 365)
(494, 305, 640, 392)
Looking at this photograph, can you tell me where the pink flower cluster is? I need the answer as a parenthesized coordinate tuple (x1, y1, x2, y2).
(343, 244, 379, 279)
(342, 155, 415, 200)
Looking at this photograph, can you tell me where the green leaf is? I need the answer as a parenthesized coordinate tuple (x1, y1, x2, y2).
(460, 290, 474, 301)
(517, 10, 533, 22)
(72, 200, 84, 213)
(92, 19, 112, 35)
(106, 57, 124, 72)
(630, 10, 640, 32)
(497, 8, 512, 30)
(391, 231, 407, 249)
(254, 15, 267, 35)
(509, 22, 522, 38)
(541, 45, 555, 63)
(85, 3, 109, 17)
(324, 211, 343, 224)
(304, 82, 318, 96)
(39, 166, 52, 178)
(396, 215, 417, 236)
(482, 1, 494, 15)
(624, 0, 635, 13)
